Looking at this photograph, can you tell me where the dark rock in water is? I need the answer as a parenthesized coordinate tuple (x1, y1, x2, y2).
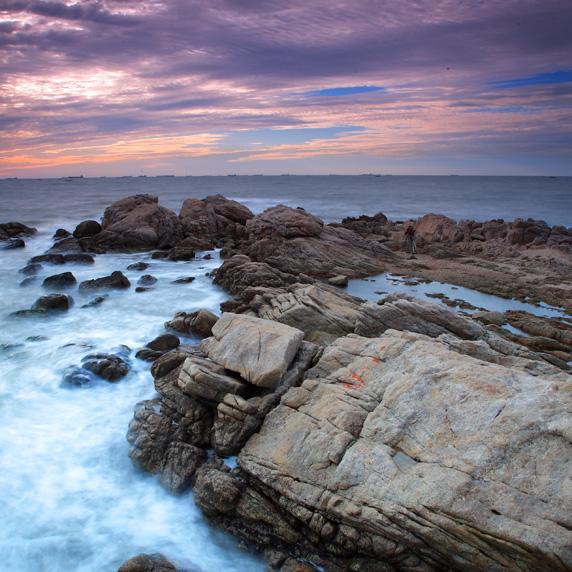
(117, 553, 184, 572)
(32, 294, 74, 312)
(151, 251, 169, 259)
(167, 247, 195, 261)
(8, 308, 49, 318)
(137, 274, 157, 286)
(19, 263, 43, 275)
(47, 237, 82, 253)
(0, 221, 37, 241)
(1, 238, 26, 250)
(29, 254, 65, 265)
(73, 219, 102, 238)
(42, 272, 77, 291)
(135, 348, 164, 362)
(1, 342, 25, 351)
(63, 253, 95, 264)
(127, 261, 149, 271)
(26, 335, 48, 342)
(165, 309, 218, 338)
(53, 228, 71, 239)
(171, 276, 195, 284)
(81, 353, 130, 382)
(81, 295, 107, 308)
(19, 277, 37, 288)
(61, 365, 98, 387)
(79, 271, 130, 291)
(135, 286, 151, 293)
(146, 333, 180, 351)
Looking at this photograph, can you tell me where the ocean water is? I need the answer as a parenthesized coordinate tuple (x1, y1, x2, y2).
(0, 175, 571, 572)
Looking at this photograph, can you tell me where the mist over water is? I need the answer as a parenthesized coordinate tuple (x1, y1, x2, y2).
(0, 175, 570, 571)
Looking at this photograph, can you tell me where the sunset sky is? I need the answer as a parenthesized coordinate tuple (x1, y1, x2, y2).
(1, 0, 571, 177)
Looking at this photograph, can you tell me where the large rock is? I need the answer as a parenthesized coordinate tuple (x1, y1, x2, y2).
(79, 271, 131, 291)
(243, 205, 397, 278)
(200, 313, 304, 388)
(84, 195, 183, 251)
(236, 330, 572, 572)
(179, 194, 254, 249)
(0, 222, 37, 241)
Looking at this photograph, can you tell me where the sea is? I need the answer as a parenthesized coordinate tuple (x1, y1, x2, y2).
(0, 175, 571, 572)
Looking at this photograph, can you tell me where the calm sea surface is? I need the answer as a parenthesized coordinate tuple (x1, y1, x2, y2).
(0, 175, 571, 572)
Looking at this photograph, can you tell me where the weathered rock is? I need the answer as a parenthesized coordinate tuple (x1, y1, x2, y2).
(85, 195, 183, 251)
(165, 309, 219, 338)
(46, 237, 82, 253)
(63, 253, 95, 264)
(0, 221, 37, 241)
(167, 247, 195, 261)
(117, 553, 182, 572)
(53, 228, 71, 239)
(42, 271, 77, 291)
(73, 219, 101, 238)
(32, 293, 73, 312)
(146, 333, 180, 351)
(81, 352, 130, 381)
(29, 254, 65, 265)
(79, 271, 131, 291)
(235, 330, 572, 572)
(328, 275, 348, 287)
(127, 261, 149, 271)
(243, 206, 396, 278)
(200, 313, 304, 388)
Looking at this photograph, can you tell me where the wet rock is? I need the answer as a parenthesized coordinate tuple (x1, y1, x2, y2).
(1, 238, 25, 250)
(137, 274, 157, 286)
(171, 276, 196, 284)
(165, 309, 219, 338)
(73, 219, 102, 238)
(61, 365, 98, 387)
(19, 263, 43, 275)
(146, 333, 180, 351)
(42, 271, 77, 291)
(32, 294, 74, 312)
(117, 553, 183, 572)
(167, 247, 195, 261)
(0, 221, 37, 241)
(8, 308, 49, 318)
(81, 352, 130, 382)
(53, 228, 71, 239)
(29, 254, 65, 265)
(135, 348, 164, 362)
(19, 277, 37, 288)
(63, 253, 95, 264)
(46, 237, 83, 253)
(127, 261, 149, 271)
(79, 271, 131, 291)
(81, 295, 107, 308)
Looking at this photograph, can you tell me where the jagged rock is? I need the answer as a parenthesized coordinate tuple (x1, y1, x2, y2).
(79, 271, 131, 291)
(73, 219, 102, 238)
(233, 329, 572, 572)
(165, 309, 219, 337)
(31, 293, 73, 312)
(200, 313, 304, 388)
(47, 237, 82, 253)
(0, 221, 37, 241)
(42, 271, 77, 291)
(213, 255, 300, 295)
(243, 205, 396, 278)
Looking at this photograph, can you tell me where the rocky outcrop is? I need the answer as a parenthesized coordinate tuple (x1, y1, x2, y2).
(179, 194, 254, 250)
(241, 205, 397, 278)
(165, 309, 219, 338)
(201, 329, 572, 572)
(0, 221, 37, 241)
(82, 195, 183, 251)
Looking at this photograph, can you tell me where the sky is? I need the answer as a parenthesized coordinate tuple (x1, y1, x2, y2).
(1, 0, 571, 177)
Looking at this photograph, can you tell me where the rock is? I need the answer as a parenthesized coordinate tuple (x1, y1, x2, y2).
(42, 272, 77, 291)
(73, 219, 102, 238)
(127, 261, 149, 271)
(1, 238, 25, 249)
(61, 365, 98, 387)
(19, 277, 37, 288)
(235, 330, 572, 572)
(63, 253, 95, 264)
(28, 254, 65, 265)
(85, 195, 183, 251)
(32, 294, 73, 312)
(146, 333, 180, 351)
(243, 205, 396, 278)
(165, 309, 219, 338)
(79, 271, 131, 291)
(137, 274, 157, 286)
(117, 553, 182, 572)
(53, 228, 71, 239)
(81, 295, 107, 308)
(473, 311, 507, 326)
(171, 277, 195, 284)
(19, 263, 43, 275)
(0, 221, 37, 241)
(8, 308, 49, 318)
(213, 255, 300, 295)
(327, 275, 348, 287)
(46, 237, 82, 253)
(167, 247, 195, 261)
(81, 353, 130, 382)
(200, 313, 304, 388)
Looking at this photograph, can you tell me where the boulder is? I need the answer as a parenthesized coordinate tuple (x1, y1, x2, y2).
(117, 553, 183, 572)
(42, 271, 77, 291)
(200, 313, 304, 388)
(81, 352, 130, 382)
(46, 237, 82, 253)
(234, 329, 572, 572)
(63, 253, 95, 264)
(137, 275, 157, 286)
(1, 238, 25, 250)
(146, 333, 180, 351)
(31, 293, 73, 312)
(19, 263, 43, 275)
(165, 309, 219, 338)
(29, 254, 65, 265)
(73, 219, 101, 238)
(127, 261, 149, 271)
(79, 271, 131, 291)
(84, 195, 183, 251)
(243, 205, 396, 278)
(0, 221, 37, 241)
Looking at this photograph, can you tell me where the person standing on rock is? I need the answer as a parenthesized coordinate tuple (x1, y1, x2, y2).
(405, 225, 417, 254)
